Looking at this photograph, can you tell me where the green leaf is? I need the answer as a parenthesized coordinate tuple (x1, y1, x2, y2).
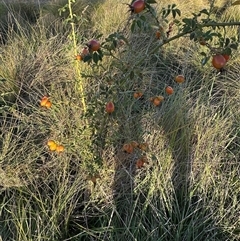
(131, 20, 136, 32)
(140, 15, 146, 21)
(229, 43, 238, 50)
(231, 36, 237, 42)
(223, 47, 232, 55)
(162, 7, 171, 18)
(136, 19, 142, 28)
(200, 52, 207, 56)
(200, 9, 209, 15)
(146, 0, 157, 3)
(151, 154, 158, 161)
(175, 9, 181, 17)
(162, 9, 166, 17)
(205, 30, 212, 35)
(190, 32, 196, 40)
(0, 78, 7, 82)
(97, 48, 103, 56)
(83, 55, 92, 62)
(191, 20, 196, 29)
(173, 19, 181, 25)
(98, 54, 103, 61)
(166, 8, 171, 17)
(182, 18, 192, 25)
(210, 32, 221, 37)
(130, 71, 135, 80)
(232, 0, 240, 5)
(182, 18, 197, 29)
(201, 56, 210, 66)
(113, 39, 117, 48)
(172, 9, 176, 18)
(225, 38, 230, 47)
(182, 26, 191, 33)
(147, 5, 157, 17)
(92, 52, 99, 64)
(108, 33, 116, 39)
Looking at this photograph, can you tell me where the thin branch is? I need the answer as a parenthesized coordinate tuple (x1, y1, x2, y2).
(135, 21, 240, 66)
(202, 21, 240, 27)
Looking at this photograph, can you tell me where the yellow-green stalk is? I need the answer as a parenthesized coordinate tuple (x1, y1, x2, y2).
(68, 0, 87, 113)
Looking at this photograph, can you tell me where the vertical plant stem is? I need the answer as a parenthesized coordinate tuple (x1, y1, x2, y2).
(68, 0, 87, 113)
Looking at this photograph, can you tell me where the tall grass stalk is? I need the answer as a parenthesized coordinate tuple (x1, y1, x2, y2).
(67, 0, 87, 114)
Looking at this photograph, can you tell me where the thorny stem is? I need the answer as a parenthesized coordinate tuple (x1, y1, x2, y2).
(135, 21, 240, 67)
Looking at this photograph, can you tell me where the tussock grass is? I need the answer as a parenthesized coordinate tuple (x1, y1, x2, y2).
(0, 0, 240, 240)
